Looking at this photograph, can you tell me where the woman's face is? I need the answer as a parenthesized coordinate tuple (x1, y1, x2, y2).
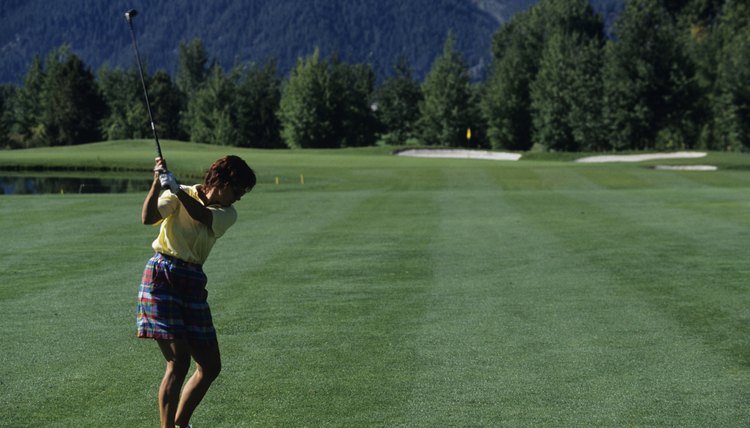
(207, 183, 246, 207)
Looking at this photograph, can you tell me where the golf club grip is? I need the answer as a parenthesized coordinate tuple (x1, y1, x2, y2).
(150, 118, 163, 159)
(153, 130, 163, 160)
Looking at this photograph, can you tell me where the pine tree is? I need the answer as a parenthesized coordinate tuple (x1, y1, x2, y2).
(484, 0, 604, 151)
(418, 33, 477, 147)
(40, 45, 105, 146)
(329, 60, 378, 147)
(235, 61, 284, 148)
(0, 84, 17, 148)
(98, 65, 148, 140)
(602, 0, 700, 150)
(279, 49, 335, 148)
(12, 55, 46, 147)
(566, 37, 607, 151)
(149, 70, 187, 140)
(531, 32, 605, 151)
(372, 58, 423, 145)
(711, 1, 750, 150)
(184, 64, 238, 146)
(177, 38, 210, 98)
(531, 32, 578, 151)
(483, 21, 536, 151)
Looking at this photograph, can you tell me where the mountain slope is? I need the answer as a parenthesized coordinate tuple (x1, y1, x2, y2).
(0, 0, 621, 84)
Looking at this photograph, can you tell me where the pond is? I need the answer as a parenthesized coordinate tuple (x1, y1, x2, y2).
(0, 175, 152, 195)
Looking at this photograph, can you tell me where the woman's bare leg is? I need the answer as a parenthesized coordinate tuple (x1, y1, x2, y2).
(175, 339, 222, 427)
(157, 339, 192, 428)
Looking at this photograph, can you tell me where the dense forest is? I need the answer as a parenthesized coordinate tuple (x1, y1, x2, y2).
(0, 0, 747, 152)
(0, 0, 549, 85)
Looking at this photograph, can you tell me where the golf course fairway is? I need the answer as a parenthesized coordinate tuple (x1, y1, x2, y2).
(1, 141, 749, 426)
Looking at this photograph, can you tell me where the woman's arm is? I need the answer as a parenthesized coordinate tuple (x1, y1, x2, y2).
(141, 160, 165, 225)
(143, 157, 213, 228)
(158, 167, 213, 228)
(175, 189, 213, 228)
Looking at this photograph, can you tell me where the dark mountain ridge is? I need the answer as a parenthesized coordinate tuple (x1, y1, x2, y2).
(0, 0, 621, 84)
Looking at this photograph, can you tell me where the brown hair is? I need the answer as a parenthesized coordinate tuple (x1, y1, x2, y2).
(203, 155, 256, 192)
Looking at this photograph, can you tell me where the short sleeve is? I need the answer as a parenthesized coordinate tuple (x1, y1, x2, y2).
(209, 205, 237, 238)
(157, 190, 179, 218)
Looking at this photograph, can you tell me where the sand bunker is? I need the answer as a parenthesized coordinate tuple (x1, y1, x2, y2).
(396, 149, 522, 161)
(653, 165, 718, 171)
(395, 150, 716, 170)
(576, 151, 707, 163)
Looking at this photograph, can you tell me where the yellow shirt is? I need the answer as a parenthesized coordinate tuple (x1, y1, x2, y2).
(152, 185, 237, 265)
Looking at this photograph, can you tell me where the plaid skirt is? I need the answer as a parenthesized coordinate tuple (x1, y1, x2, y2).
(137, 253, 216, 342)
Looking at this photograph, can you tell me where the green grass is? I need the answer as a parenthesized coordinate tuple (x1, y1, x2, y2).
(1, 142, 749, 426)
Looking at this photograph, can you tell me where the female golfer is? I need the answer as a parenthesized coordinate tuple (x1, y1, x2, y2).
(137, 155, 256, 428)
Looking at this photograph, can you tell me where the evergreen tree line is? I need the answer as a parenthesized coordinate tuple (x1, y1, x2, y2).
(0, 0, 747, 152)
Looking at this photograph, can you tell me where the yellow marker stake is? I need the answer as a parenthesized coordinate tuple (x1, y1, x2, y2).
(300, 174, 305, 185)
(275, 177, 279, 185)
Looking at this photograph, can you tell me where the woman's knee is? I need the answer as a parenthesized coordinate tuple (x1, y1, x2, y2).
(201, 358, 221, 382)
(191, 340, 222, 381)
(166, 356, 192, 379)
(158, 339, 193, 379)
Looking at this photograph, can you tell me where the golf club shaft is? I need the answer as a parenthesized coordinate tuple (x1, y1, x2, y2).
(125, 10, 163, 160)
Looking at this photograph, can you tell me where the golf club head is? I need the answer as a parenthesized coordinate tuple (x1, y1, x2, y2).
(124, 9, 138, 22)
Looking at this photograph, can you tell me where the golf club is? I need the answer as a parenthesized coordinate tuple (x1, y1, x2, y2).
(124, 9, 164, 160)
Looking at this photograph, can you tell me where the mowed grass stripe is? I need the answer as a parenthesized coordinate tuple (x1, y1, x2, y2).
(501, 187, 749, 425)
(399, 166, 646, 426)
(198, 187, 442, 425)
(0, 194, 161, 426)
(0, 195, 141, 298)
(566, 186, 750, 359)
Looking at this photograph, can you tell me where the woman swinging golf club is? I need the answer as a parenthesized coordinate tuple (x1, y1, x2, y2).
(126, 10, 257, 426)
(137, 155, 256, 428)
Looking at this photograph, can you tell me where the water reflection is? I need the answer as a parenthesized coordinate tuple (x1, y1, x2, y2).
(1, 175, 152, 195)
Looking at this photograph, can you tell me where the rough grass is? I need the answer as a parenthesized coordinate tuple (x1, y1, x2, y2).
(1, 142, 749, 426)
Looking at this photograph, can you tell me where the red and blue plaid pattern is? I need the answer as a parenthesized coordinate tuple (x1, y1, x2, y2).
(137, 253, 216, 342)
